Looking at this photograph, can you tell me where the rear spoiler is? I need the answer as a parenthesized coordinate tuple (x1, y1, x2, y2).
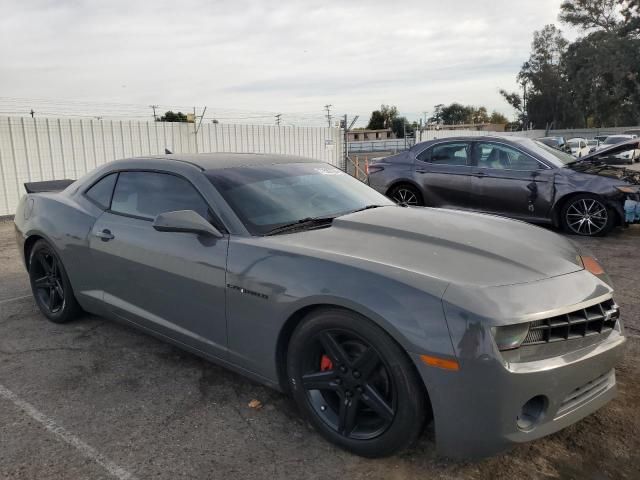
(24, 179, 75, 194)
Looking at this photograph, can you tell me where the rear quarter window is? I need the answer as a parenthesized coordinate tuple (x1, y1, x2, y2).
(85, 173, 117, 209)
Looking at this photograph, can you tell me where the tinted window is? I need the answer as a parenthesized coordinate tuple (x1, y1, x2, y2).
(206, 163, 393, 235)
(111, 172, 209, 220)
(418, 142, 469, 165)
(476, 142, 543, 170)
(85, 173, 117, 209)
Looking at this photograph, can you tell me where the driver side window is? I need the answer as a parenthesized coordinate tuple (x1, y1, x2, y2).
(476, 143, 544, 170)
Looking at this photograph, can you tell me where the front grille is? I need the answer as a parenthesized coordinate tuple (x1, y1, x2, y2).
(556, 370, 614, 417)
(522, 299, 619, 346)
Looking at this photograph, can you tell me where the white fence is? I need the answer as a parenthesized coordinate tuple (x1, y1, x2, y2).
(0, 116, 343, 216)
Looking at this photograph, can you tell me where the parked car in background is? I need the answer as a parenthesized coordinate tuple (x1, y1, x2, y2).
(537, 136, 569, 152)
(586, 139, 601, 153)
(623, 129, 640, 137)
(594, 135, 610, 143)
(12, 153, 628, 459)
(597, 135, 640, 165)
(367, 136, 640, 236)
(567, 138, 590, 157)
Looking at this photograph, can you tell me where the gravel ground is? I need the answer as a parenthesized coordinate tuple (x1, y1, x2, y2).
(0, 219, 638, 480)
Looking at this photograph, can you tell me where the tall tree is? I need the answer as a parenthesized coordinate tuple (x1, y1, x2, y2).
(489, 111, 509, 124)
(428, 104, 445, 124)
(501, 25, 581, 129)
(440, 103, 473, 124)
(559, 0, 620, 31)
(379, 104, 398, 128)
(619, 0, 640, 35)
(366, 110, 386, 130)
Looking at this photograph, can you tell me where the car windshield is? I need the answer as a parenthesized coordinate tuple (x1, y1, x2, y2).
(206, 163, 394, 235)
(567, 140, 580, 148)
(604, 136, 630, 145)
(528, 139, 575, 165)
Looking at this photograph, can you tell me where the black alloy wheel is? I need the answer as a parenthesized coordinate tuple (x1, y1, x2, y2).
(287, 309, 427, 457)
(28, 239, 82, 323)
(560, 194, 614, 237)
(388, 185, 423, 206)
(301, 329, 396, 440)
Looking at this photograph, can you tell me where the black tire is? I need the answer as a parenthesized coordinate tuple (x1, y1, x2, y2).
(287, 308, 427, 457)
(387, 184, 424, 206)
(28, 239, 83, 323)
(560, 194, 615, 237)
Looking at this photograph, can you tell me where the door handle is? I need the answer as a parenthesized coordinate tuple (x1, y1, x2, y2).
(94, 229, 115, 241)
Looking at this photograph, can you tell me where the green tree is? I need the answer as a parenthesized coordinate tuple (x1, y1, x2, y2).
(428, 104, 445, 124)
(380, 104, 398, 128)
(559, 0, 620, 31)
(440, 103, 473, 124)
(158, 111, 190, 122)
(489, 111, 509, 124)
(391, 117, 414, 138)
(619, 0, 640, 35)
(501, 25, 581, 129)
(564, 30, 640, 126)
(366, 104, 399, 129)
(366, 110, 385, 129)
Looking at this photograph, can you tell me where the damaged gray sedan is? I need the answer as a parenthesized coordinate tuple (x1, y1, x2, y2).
(14, 154, 625, 459)
(368, 136, 640, 236)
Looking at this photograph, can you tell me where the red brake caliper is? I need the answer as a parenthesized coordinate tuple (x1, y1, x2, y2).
(320, 354, 333, 371)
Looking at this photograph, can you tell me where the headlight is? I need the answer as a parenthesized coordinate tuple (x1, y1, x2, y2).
(491, 323, 530, 351)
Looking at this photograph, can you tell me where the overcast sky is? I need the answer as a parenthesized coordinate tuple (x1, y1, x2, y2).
(0, 0, 576, 126)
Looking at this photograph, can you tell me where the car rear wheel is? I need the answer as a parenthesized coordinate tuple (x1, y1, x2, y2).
(388, 184, 423, 206)
(28, 239, 82, 323)
(560, 194, 615, 237)
(287, 308, 428, 457)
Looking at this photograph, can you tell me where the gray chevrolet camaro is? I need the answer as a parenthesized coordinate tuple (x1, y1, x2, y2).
(14, 153, 626, 459)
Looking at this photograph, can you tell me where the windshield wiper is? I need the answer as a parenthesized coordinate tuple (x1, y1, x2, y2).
(264, 216, 336, 236)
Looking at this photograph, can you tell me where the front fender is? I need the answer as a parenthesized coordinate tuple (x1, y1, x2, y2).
(224, 238, 455, 385)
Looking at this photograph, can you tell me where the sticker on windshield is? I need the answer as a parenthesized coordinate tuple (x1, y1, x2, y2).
(314, 167, 344, 176)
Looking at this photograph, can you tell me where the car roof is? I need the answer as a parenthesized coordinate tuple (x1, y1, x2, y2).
(146, 152, 318, 171)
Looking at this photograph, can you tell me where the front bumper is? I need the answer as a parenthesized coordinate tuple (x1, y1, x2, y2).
(412, 329, 625, 459)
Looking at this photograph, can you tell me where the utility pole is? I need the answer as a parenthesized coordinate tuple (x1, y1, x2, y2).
(150, 105, 158, 121)
(30, 109, 35, 118)
(422, 111, 427, 125)
(324, 104, 332, 128)
(275, 113, 282, 126)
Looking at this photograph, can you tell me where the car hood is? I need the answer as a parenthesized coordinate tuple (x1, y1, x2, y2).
(582, 137, 639, 160)
(269, 206, 584, 288)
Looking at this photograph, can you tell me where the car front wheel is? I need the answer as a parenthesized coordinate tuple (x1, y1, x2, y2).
(560, 194, 615, 237)
(287, 308, 428, 457)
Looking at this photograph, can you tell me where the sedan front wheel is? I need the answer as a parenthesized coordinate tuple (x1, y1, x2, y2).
(560, 194, 615, 237)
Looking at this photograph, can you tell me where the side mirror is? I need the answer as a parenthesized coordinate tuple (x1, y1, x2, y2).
(153, 210, 223, 238)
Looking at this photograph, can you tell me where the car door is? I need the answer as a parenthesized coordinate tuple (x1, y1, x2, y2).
(89, 170, 229, 359)
(414, 141, 474, 208)
(470, 141, 555, 221)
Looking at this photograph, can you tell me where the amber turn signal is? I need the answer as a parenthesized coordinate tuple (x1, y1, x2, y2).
(420, 354, 460, 371)
(581, 256, 605, 275)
